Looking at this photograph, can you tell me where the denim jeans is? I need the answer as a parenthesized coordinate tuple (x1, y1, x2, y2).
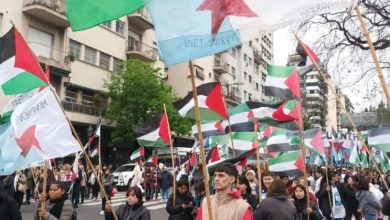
(161, 188, 170, 200)
(363, 213, 377, 220)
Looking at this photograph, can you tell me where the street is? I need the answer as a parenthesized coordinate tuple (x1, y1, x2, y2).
(21, 192, 169, 220)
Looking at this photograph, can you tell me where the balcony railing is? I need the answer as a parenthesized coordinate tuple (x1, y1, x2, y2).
(223, 93, 241, 106)
(127, 39, 158, 62)
(213, 58, 229, 74)
(62, 101, 105, 117)
(23, 0, 69, 27)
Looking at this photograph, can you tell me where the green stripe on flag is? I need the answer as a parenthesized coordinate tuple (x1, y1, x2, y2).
(2, 72, 46, 95)
(268, 66, 295, 78)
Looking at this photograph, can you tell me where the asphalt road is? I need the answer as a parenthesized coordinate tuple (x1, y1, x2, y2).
(21, 192, 169, 220)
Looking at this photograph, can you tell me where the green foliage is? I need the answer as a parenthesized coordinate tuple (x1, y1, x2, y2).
(303, 116, 312, 130)
(105, 59, 191, 144)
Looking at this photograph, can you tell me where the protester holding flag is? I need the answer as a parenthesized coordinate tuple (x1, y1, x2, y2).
(100, 168, 113, 215)
(166, 179, 194, 220)
(343, 176, 360, 220)
(34, 181, 74, 220)
(292, 184, 323, 220)
(355, 176, 382, 220)
(254, 179, 296, 220)
(105, 186, 150, 220)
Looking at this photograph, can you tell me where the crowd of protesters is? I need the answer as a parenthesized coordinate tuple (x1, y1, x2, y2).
(2, 161, 390, 220)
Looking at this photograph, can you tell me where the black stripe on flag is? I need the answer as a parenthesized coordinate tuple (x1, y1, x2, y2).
(133, 115, 162, 138)
(0, 27, 15, 62)
(173, 82, 218, 110)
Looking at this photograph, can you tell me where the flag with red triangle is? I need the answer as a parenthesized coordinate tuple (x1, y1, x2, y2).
(0, 26, 48, 95)
(295, 41, 319, 75)
(269, 151, 305, 177)
(304, 128, 325, 157)
(130, 146, 145, 162)
(134, 113, 171, 147)
(174, 82, 228, 120)
(265, 65, 301, 99)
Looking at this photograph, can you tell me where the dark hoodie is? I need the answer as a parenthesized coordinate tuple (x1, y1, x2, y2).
(254, 193, 296, 220)
(105, 202, 150, 220)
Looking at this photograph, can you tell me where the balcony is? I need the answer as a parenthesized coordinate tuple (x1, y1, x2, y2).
(62, 101, 105, 117)
(23, 0, 69, 28)
(253, 49, 262, 64)
(224, 93, 241, 107)
(38, 54, 71, 74)
(213, 58, 229, 74)
(127, 39, 158, 62)
(128, 8, 153, 30)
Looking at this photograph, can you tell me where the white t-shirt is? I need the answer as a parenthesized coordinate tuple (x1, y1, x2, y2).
(331, 186, 346, 218)
(314, 176, 322, 194)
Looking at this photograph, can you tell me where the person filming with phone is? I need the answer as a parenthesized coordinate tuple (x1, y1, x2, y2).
(166, 179, 194, 220)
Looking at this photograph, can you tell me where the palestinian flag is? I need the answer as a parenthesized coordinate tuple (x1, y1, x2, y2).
(223, 102, 255, 133)
(304, 129, 325, 157)
(134, 113, 171, 147)
(264, 65, 300, 99)
(248, 100, 300, 122)
(359, 144, 369, 167)
(146, 155, 158, 166)
(269, 151, 305, 177)
(295, 42, 319, 75)
(230, 131, 256, 151)
(91, 145, 100, 157)
(207, 149, 254, 173)
(266, 128, 301, 152)
(66, 0, 144, 31)
(368, 127, 390, 152)
(174, 82, 228, 120)
(206, 146, 221, 163)
(192, 120, 227, 146)
(130, 146, 145, 162)
(0, 27, 48, 95)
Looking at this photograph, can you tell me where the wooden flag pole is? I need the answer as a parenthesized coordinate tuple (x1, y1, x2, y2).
(39, 160, 48, 220)
(294, 34, 390, 191)
(355, 6, 390, 111)
(47, 87, 119, 220)
(163, 104, 177, 205)
(98, 115, 102, 177)
(189, 61, 213, 220)
(222, 97, 236, 157)
(253, 121, 263, 204)
(296, 101, 311, 220)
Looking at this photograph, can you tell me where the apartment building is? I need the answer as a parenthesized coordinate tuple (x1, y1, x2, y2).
(0, 0, 164, 166)
(287, 54, 328, 129)
(166, 32, 274, 108)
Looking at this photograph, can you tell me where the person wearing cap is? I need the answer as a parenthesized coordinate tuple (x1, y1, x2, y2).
(196, 162, 253, 220)
(105, 186, 150, 220)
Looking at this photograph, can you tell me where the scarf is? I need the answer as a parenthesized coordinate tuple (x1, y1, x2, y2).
(49, 194, 68, 219)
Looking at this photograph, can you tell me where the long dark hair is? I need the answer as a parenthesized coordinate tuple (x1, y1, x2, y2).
(237, 176, 251, 194)
(292, 184, 308, 205)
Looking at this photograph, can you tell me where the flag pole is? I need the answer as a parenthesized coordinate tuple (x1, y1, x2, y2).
(222, 97, 235, 157)
(39, 160, 48, 220)
(296, 101, 311, 220)
(188, 61, 213, 220)
(98, 114, 102, 176)
(355, 6, 390, 111)
(47, 87, 119, 220)
(253, 120, 263, 204)
(294, 34, 390, 191)
(163, 103, 177, 205)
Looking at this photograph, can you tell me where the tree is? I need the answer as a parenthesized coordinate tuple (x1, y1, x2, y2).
(297, 0, 390, 105)
(105, 59, 192, 144)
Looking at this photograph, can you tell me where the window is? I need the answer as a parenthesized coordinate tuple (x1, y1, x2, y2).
(65, 88, 78, 103)
(69, 40, 81, 59)
(27, 27, 53, 58)
(101, 21, 112, 29)
(310, 90, 315, 94)
(249, 41, 252, 47)
(84, 46, 97, 65)
(99, 52, 110, 70)
(195, 65, 205, 80)
(254, 64, 259, 74)
(231, 48, 237, 58)
(255, 83, 259, 91)
(248, 93, 252, 101)
(231, 67, 236, 78)
(249, 75, 252, 83)
(113, 58, 122, 73)
(244, 72, 247, 80)
(243, 53, 247, 61)
(244, 90, 247, 100)
(248, 57, 252, 65)
(82, 91, 94, 106)
(116, 20, 125, 35)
